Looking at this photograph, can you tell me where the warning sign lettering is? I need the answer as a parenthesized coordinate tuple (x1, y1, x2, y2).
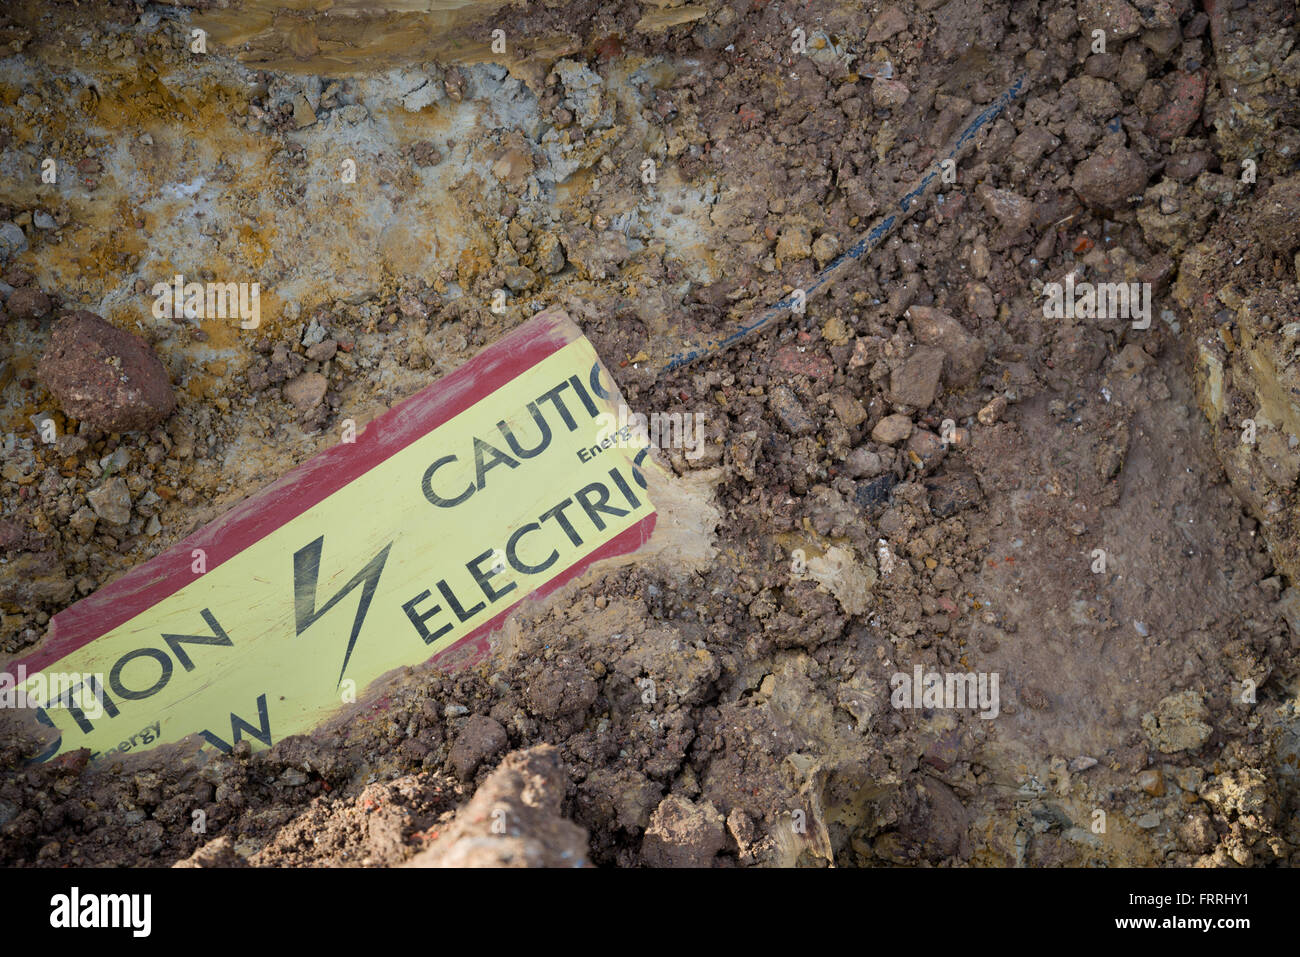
(3, 310, 656, 762)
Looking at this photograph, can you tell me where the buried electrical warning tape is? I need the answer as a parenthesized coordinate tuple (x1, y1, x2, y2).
(1, 308, 658, 763)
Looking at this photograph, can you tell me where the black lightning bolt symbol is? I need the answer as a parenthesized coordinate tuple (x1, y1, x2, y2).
(292, 535, 393, 687)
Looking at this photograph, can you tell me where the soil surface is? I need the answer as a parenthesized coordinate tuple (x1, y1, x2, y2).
(1, 0, 1298, 867)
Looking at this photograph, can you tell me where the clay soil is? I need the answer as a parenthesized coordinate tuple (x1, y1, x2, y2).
(0, 0, 1298, 867)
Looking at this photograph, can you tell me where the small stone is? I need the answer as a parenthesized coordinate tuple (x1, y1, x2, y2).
(449, 714, 507, 780)
(924, 470, 983, 517)
(0, 222, 28, 261)
(534, 233, 566, 274)
(866, 5, 908, 42)
(872, 413, 913, 445)
(871, 78, 910, 108)
(855, 473, 898, 512)
(282, 372, 328, 413)
(1069, 756, 1099, 772)
(1148, 70, 1206, 141)
(768, 386, 816, 435)
(1072, 143, 1149, 210)
(503, 265, 536, 291)
(907, 305, 985, 387)
(828, 389, 867, 428)
(775, 226, 812, 262)
(906, 429, 945, 470)
(844, 446, 883, 478)
(976, 183, 1034, 232)
(87, 477, 132, 525)
(6, 286, 51, 321)
(38, 311, 176, 432)
(68, 506, 98, 540)
(811, 233, 839, 267)
(889, 346, 944, 408)
(305, 339, 337, 362)
(33, 211, 56, 230)
(292, 94, 317, 128)
(1138, 768, 1165, 796)
(848, 337, 879, 369)
(977, 394, 1008, 425)
(1165, 150, 1213, 182)
(1010, 126, 1060, 168)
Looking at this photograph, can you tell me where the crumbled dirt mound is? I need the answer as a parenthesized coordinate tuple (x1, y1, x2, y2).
(2, 0, 1299, 867)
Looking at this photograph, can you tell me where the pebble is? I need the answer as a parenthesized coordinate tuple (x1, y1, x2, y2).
(907, 305, 986, 388)
(889, 346, 944, 408)
(32, 211, 56, 230)
(1148, 70, 1206, 141)
(1072, 143, 1149, 209)
(292, 94, 317, 128)
(844, 446, 884, 478)
(811, 233, 839, 266)
(0, 222, 27, 261)
(976, 184, 1034, 232)
(5, 286, 51, 321)
(872, 413, 913, 445)
(871, 78, 910, 108)
(775, 226, 812, 262)
(1138, 768, 1164, 796)
(768, 386, 816, 436)
(978, 394, 1008, 425)
(87, 477, 132, 525)
(305, 339, 337, 362)
(866, 5, 908, 42)
(924, 470, 984, 517)
(282, 372, 328, 413)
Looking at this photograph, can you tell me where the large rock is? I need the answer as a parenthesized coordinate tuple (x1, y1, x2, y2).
(38, 311, 176, 433)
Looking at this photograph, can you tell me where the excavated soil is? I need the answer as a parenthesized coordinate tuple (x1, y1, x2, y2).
(1, 0, 1299, 867)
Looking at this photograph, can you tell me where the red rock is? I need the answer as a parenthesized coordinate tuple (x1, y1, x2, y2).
(773, 344, 834, 380)
(37, 311, 176, 432)
(1148, 70, 1206, 141)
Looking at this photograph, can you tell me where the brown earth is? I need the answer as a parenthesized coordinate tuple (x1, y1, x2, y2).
(0, 0, 1298, 868)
